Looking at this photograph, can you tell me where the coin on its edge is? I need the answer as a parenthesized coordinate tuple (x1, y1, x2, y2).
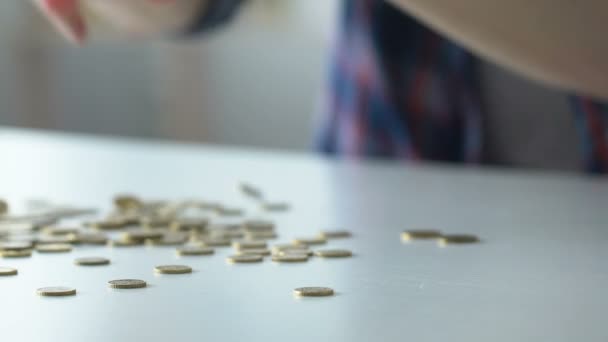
(1, 250, 32, 258)
(293, 287, 334, 297)
(108, 279, 147, 289)
(0, 267, 18, 276)
(37, 286, 77, 297)
(74, 257, 110, 266)
(154, 265, 192, 274)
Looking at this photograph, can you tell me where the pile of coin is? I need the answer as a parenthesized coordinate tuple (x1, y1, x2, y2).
(0, 183, 352, 298)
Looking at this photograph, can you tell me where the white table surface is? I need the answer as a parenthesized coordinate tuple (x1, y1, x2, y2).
(0, 128, 607, 342)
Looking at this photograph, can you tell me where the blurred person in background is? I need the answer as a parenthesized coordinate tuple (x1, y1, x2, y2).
(35, 0, 608, 174)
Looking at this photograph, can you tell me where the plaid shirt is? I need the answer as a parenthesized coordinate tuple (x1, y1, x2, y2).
(197, 0, 608, 174)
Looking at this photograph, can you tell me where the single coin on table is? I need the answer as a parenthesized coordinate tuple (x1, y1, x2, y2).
(438, 234, 480, 246)
(1, 250, 32, 258)
(108, 279, 147, 289)
(74, 257, 110, 266)
(0, 241, 34, 251)
(226, 254, 264, 264)
(314, 249, 353, 258)
(272, 254, 309, 263)
(401, 230, 442, 241)
(154, 265, 193, 274)
(293, 287, 334, 297)
(37, 286, 77, 297)
(36, 243, 73, 253)
(318, 230, 352, 239)
(0, 267, 18, 276)
(177, 246, 214, 256)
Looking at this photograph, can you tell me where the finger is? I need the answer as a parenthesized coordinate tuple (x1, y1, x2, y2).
(38, 0, 87, 43)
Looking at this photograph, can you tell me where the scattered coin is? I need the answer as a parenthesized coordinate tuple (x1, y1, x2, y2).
(108, 279, 147, 289)
(154, 265, 193, 274)
(314, 249, 353, 258)
(293, 287, 334, 297)
(233, 240, 268, 250)
(401, 230, 442, 241)
(74, 257, 110, 266)
(272, 254, 309, 263)
(42, 226, 79, 236)
(114, 195, 142, 211)
(75, 233, 108, 245)
(245, 231, 278, 240)
(177, 246, 214, 256)
(124, 229, 164, 242)
(237, 248, 271, 256)
(37, 236, 74, 245)
(36, 244, 72, 253)
(36, 286, 77, 297)
(318, 230, 352, 239)
(274, 249, 313, 257)
(438, 234, 480, 246)
(0, 267, 17, 276)
(85, 219, 126, 230)
(243, 220, 274, 233)
(239, 182, 263, 199)
(292, 237, 327, 246)
(151, 233, 188, 246)
(109, 239, 143, 247)
(0, 250, 32, 258)
(171, 218, 209, 232)
(0, 241, 34, 251)
(226, 255, 264, 264)
(272, 244, 310, 253)
(216, 207, 244, 217)
(201, 238, 232, 247)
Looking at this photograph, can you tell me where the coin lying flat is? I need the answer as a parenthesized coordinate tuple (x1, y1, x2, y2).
(74, 257, 110, 266)
(226, 255, 263, 264)
(114, 195, 142, 211)
(108, 279, 147, 289)
(245, 231, 278, 240)
(293, 287, 334, 297)
(1, 250, 32, 258)
(239, 182, 263, 199)
(43, 226, 79, 236)
(109, 239, 143, 247)
(0, 267, 18, 276)
(201, 238, 232, 247)
(154, 265, 193, 274)
(292, 237, 327, 246)
(36, 244, 73, 253)
(237, 248, 271, 256)
(233, 240, 267, 250)
(438, 234, 480, 246)
(177, 246, 214, 256)
(401, 230, 442, 241)
(318, 230, 352, 239)
(75, 233, 108, 245)
(272, 254, 309, 263)
(37, 286, 77, 297)
(314, 249, 353, 258)
(0, 241, 34, 251)
(261, 202, 290, 212)
(243, 220, 275, 233)
(273, 249, 314, 257)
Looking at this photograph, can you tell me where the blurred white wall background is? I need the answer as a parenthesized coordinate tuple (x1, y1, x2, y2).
(0, 1, 338, 150)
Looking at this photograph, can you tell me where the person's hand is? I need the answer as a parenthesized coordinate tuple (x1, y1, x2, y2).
(33, 0, 206, 43)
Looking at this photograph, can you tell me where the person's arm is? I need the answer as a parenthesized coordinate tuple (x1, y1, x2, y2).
(33, 0, 243, 43)
(388, 0, 608, 100)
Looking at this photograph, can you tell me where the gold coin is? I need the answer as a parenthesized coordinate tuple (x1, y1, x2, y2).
(170, 218, 209, 232)
(202, 238, 232, 247)
(0, 200, 8, 215)
(216, 207, 244, 217)
(401, 230, 442, 241)
(318, 230, 352, 239)
(239, 182, 263, 199)
(85, 219, 127, 230)
(237, 248, 271, 256)
(110, 239, 143, 247)
(243, 220, 275, 233)
(245, 231, 278, 240)
(75, 233, 108, 245)
(293, 287, 334, 297)
(43, 226, 79, 236)
(124, 229, 164, 242)
(37, 236, 74, 245)
(292, 237, 327, 246)
(272, 244, 309, 252)
(261, 202, 290, 212)
(1, 250, 32, 258)
(114, 195, 142, 211)
(151, 234, 188, 246)
(37, 286, 77, 297)
(108, 279, 147, 289)
(274, 250, 314, 257)
(233, 240, 268, 250)
(272, 254, 309, 263)
(226, 255, 263, 264)
(154, 265, 192, 274)
(74, 257, 110, 266)
(438, 234, 480, 246)
(314, 249, 353, 258)
(0, 241, 34, 251)
(0, 267, 18, 276)
(177, 246, 214, 256)
(36, 244, 72, 253)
